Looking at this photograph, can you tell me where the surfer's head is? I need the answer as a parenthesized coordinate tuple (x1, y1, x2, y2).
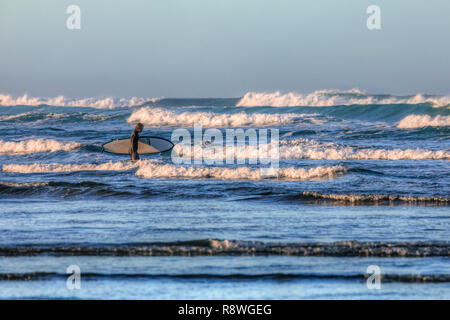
(135, 123, 144, 132)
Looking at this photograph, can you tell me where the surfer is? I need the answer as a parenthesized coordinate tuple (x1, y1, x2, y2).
(129, 123, 144, 160)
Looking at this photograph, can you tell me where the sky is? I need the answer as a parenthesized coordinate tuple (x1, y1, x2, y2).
(1, 0, 450, 98)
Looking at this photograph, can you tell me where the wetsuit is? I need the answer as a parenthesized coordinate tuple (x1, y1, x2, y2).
(129, 130, 140, 160)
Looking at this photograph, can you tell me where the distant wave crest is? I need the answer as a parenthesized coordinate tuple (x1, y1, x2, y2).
(0, 94, 161, 109)
(237, 90, 450, 107)
(127, 107, 305, 127)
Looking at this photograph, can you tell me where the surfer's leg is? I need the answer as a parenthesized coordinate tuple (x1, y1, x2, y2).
(131, 151, 139, 161)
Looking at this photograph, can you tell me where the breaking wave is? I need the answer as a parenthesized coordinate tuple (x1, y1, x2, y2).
(0, 94, 161, 109)
(279, 138, 449, 160)
(127, 107, 306, 127)
(237, 91, 450, 107)
(173, 138, 450, 161)
(2, 160, 343, 181)
(0, 139, 82, 154)
(397, 114, 450, 129)
(135, 163, 345, 181)
(2, 160, 140, 173)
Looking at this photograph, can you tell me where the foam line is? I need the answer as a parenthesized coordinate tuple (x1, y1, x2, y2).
(0, 94, 161, 109)
(2, 160, 140, 173)
(237, 91, 450, 107)
(135, 163, 345, 180)
(0, 139, 82, 154)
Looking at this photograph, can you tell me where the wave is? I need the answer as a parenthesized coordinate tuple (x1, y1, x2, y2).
(2, 160, 343, 181)
(174, 138, 450, 161)
(0, 111, 120, 123)
(1, 180, 447, 204)
(0, 181, 51, 188)
(0, 180, 134, 198)
(1, 239, 447, 257)
(0, 94, 161, 109)
(135, 163, 345, 181)
(297, 192, 449, 204)
(236, 91, 450, 107)
(0, 112, 34, 121)
(0, 271, 448, 283)
(397, 114, 450, 129)
(279, 138, 449, 160)
(127, 107, 307, 127)
(0, 139, 82, 154)
(0, 181, 103, 188)
(2, 160, 140, 173)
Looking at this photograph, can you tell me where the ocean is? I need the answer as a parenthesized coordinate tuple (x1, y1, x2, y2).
(0, 90, 449, 299)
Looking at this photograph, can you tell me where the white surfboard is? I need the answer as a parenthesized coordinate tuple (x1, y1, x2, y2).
(102, 136, 174, 155)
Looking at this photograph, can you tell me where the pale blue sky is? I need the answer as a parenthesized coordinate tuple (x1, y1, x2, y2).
(1, 0, 449, 97)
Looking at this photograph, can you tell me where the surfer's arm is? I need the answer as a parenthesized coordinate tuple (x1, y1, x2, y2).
(129, 132, 136, 152)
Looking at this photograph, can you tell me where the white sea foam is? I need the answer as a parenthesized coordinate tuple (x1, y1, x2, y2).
(172, 138, 449, 161)
(2, 159, 344, 180)
(0, 139, 82, 154)
(2, 160, 141, 173)
(135, 163, 345, 180)
(397, 115, 450, 129)
(278, 138, 449, 160)
(236, 91, 450, 107)
(0, 94, 161, 109)
(127, 107, 304, 127)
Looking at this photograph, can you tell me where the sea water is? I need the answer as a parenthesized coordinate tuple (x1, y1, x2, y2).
(0, 90, 449, 299)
